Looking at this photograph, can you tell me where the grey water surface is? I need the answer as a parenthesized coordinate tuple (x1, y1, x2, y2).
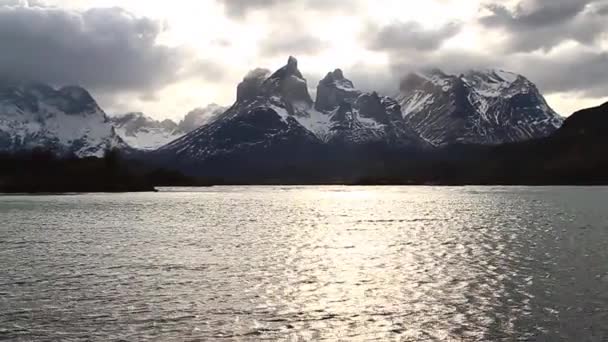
(1, 186, 607, 341)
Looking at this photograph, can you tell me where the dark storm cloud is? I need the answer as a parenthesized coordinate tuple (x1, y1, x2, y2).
(511, 51, 608, 98)
(388, 51, 500, 77)
(596, 2, 608, 15)
(0, 2, 223, 95)
(481, 0, 592, 27)
(480, 0, 608, 52)
(364, 21, 462, 52)
(385, 47, 608, 103)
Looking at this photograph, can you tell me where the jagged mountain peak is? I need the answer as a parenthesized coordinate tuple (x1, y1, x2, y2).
(113, 112, 177, 129)
(268, 56, 305, 81)
(464, 69, 520, 83)
(315, 68, 359, 112)
(236, 57, 313, 109)
(404, 68, 525, 96)
(397, 67, 563, 146)
(177, 104, 227, 133)
(400, 69, 457, 94)
(156, 59, 430, 175)
(58, 85, 94, 100)
(287, 55, 298, 70)
(237, 68, 271, 102)
(5, 82, 103, 116)
(111, 112, 181, 151)
(321, 68, 349, 83)
(262, 56, 313, 111)
(111, 104, 228, 151)
(0, 82, 126, 157)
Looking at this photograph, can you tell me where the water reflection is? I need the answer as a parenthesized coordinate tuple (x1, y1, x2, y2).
(0, 186, 607, 341)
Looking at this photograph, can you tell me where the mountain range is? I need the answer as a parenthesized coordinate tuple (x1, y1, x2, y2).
(110, 104, 226, 150)
(397, 69, 563, 146)
(2, 56, 597, 184)
(370, 101, 608, 185)
(153, 56, 564, 179)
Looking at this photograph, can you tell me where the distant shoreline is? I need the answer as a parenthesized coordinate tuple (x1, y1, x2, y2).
(3, 184, 607, 196)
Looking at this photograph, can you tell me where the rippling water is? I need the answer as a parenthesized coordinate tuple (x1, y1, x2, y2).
(1, 186, 607, 341)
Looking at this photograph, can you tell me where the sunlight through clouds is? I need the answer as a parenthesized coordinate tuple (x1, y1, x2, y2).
(4, 0, 607, 118)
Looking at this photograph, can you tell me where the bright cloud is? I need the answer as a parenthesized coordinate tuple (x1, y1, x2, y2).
(0, 0, 606, 119)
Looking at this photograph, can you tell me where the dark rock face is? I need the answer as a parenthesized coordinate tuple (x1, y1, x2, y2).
(314, 72, 425, 147)
(315, 69, 359, 112)
(236, 57, 313, 115)
(57, 86, 100, 115)
(176, 104, 226, 133)
(237, 68, 271, 102)
(0, 83, 100, 116)
(397, 69, 564, 146)
(330, 102, 354, 124)
(157, 57, 322, 177)
(262, 56, 313, 113)
(557, 102, 608, 138)
(467, 101, 608, 185)
(266, 56, 305, 81)
(155, 57, 429, 180)
(356, 92, 390, 124)
(156, 100, 323, 180)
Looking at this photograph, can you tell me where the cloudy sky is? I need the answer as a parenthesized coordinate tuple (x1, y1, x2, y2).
(1, 0, 607, 120)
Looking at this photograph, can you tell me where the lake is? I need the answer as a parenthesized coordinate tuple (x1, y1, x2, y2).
(1, 186, 607, 341)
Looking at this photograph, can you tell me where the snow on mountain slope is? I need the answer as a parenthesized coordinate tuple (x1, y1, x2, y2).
(111, 113, 182, 150)
(0, 83, 126, 157)
(397, 69, 564, 146)
(111, 104, 227, 151)
(312, 69, 427, 146)
(159, 57, 321, 162)
(158, 57, 429, 168)
(176, 104, 227, 134)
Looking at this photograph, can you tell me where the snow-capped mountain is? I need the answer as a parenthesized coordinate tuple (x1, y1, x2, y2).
(111, 104, 227, 150)
(397, 69, 564, 146)
(313, 69, 427, 147)
(0, 82, 127, 157)
(111, 113, 182, 151)
(157, 57, 429, 173)
(158, 57, 321, 164)
(176, 104, 227, 134)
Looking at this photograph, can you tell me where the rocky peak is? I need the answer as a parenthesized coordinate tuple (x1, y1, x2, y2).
(113, 112, 177, 131)
(286, 56, 300, 74)
(236, 68, 271, 102)
(236, 57, 313, 111)
(267, 56, 305, 81)
(320, 69, 350, 84)
(464, 69, 520, 84)
(2, 82, 103, 116)
(57, 86, 101, 115)
(397, 68, 563, 146)
(315, 68, 360, 112)
(177, 104, 227, 133)
(262, 56, 313, 111)
(59, 85, 93, 100)
(0, 82, 126, 157)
